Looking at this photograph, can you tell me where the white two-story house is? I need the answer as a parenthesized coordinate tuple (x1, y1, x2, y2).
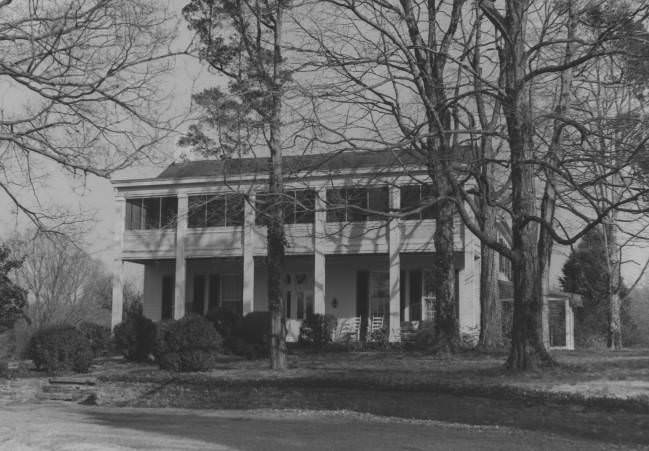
(110, 150, 484, 342)
(110, 149, 575, 346)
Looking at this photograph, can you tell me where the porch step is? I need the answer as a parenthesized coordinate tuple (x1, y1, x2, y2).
(49, 376, 97, 386)
(39, 378, 97, 402)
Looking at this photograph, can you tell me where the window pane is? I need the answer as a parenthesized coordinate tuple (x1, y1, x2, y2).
(226, 194, 245, 226)
(367, 187, 388, 220)
(255, 193, 270, 226)
(421, 185, 438, 219)
(208, 275, 220, 311)
(188, 196, 206, 228)
(192, 275, 205, 314)
(205, 196, 226, 227)
(142, 198, 160, 229)
(400, 185, 421, 220)
(326, 189, 346, 222)
(161, 275, 174, 320)
(125, 199, 143, 230)
(161, 197, 178, 228)
(346, 188, 367, 222)
(294, 190, 315, 223)
(283, 191, 296, 225)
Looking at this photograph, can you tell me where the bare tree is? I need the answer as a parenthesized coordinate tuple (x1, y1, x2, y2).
(0, 0, 179, 229)
(10, 231, 112, 329)
(299, 0, 476, 352)
(471, 0, 649, 368)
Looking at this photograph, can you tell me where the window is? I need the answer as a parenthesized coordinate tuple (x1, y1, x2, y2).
(125, 197, 177, 230)
(188, 194, 245, 228)
(400, 185, 438, 220)
(221, 274, 243, 315)
(192, 275, 206, 315)
(161, 275, 174, 320)
(208, 275, 220, 311)
(326, 187, 389, 222)
(255, 190, 315, 226)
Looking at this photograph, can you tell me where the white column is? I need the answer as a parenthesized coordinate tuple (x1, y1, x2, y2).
(565, 298, 574, 350)
(403, 272, 410, 322)
(457, 222, 478, 337)
(388, 186, 401, 342)
(313, 188, 326, 315)
(242, 195, 255, 315)
(111, 195, 126, 331)
(174, 193, 188, 319)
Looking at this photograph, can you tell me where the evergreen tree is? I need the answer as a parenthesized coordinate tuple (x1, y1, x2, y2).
(0, 245, 28, 333)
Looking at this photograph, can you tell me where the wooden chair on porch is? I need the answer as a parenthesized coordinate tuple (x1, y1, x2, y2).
(368, 316, 384, 340)
(338, 316, 361, 342)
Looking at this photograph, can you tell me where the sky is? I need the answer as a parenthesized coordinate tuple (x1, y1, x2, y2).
(0, 0, 647, 292)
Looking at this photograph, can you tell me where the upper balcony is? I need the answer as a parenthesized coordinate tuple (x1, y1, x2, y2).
(119, 187, 465, 261)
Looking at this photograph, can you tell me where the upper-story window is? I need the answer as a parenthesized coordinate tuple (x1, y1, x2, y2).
(188, 194, 245, 228)
(400, 185, 438, 220)
(326, 187, 389, 222)
(125, 197, 178, 230)
(255, 190, 316, 225)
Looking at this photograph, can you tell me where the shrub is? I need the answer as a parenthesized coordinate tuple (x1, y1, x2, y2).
(206, 307, 242, 340)
(368, 326, 389, 349)
(227, 311, 271, 359)
(27, 325, 93, 374)
(412, 321, 437, 352)
(298, 313, 337, 349)
(155, 315, 223, 372)
(113, 306, 157, 362)
(78, 322, 111, 357)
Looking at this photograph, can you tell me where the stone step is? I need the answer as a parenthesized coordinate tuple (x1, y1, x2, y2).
(49, 377, 97, 386)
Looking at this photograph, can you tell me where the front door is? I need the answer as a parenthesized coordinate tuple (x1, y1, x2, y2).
(283, 272, 313, 320)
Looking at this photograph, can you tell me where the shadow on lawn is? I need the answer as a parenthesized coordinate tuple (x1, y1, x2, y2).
(91, 384, 649, 447)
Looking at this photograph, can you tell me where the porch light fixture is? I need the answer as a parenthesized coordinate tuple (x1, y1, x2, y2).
(331, 297, 338, 309)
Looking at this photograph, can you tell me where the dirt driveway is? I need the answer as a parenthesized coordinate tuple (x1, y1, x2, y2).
(0, 402, 632, 451)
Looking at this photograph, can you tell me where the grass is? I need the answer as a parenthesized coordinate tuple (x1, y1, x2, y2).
(91, 348, 649, 446)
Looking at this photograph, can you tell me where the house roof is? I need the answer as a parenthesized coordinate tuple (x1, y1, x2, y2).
(156, 150, 429, 180)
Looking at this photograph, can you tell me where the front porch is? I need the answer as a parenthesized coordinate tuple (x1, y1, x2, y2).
(120, 252, 478, 343)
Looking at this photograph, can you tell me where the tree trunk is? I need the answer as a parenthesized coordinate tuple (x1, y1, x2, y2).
(604, 220, 623, 350)
(481, 0, 552, 370)
(477, 206, 502, 350)
(267, 1, 287, 370)
(432, 178, 459, 353)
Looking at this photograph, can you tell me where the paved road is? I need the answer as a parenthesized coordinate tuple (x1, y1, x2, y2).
(0, 403, 634, 450)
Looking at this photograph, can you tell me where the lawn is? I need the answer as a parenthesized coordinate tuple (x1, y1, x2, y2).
(90, 348, 649, 446)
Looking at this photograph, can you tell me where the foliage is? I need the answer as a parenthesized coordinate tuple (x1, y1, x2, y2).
(0, 245, 28, 333)
(155, 315, 223, 372)
(298, 313, 337, 349)
(206, 307, 242, 340)
(225, 312, 271, 359)
(412, 321, 437, 352)
(27, 324, 93, 374)
(78, 322, 112, 357)
(367, 326, 389, 350)
(560, 229, 633, 347)
(113, 302, 157, 362)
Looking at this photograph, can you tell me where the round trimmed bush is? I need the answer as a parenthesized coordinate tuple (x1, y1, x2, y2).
(78, 322, 111, 357)
(299, 313, 337, 349)
(227, 311, 271, 359)
(155, 315, 223, 372)
(206, 307, 242, 340)
(27, 325, 93, 374)
(113, 308, 157, 362)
